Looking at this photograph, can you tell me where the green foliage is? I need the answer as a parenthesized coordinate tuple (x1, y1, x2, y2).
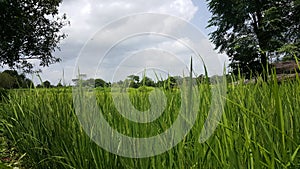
(0, 163, 12, 169)
(95, 78, 108, 88)
(156, 76, 178, 90)
(43, 80, 51, 88)
(279, 44, 300, 61)
(141, 76, 155, 87)
(0, 73, 15, 89)
(0, 70, 34, 89)
(0, 0, 68, 72)
(207, 0, 300, 77)
(0, 74, 299, 168)
(72, 78, 110, 88)
(57, 82, 63, 88)
(128, 75, 140, 88)
(0, 88, 8, 101)
(137, 86, 154, 93)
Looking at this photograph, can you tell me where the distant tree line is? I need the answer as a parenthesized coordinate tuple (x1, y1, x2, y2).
(72, 78, 111, 88)
(0, 70, 66, 89)
(0, 70, 34, 89)
(73, 75, 203, 89)
(35, 80, 62, 88)
(114, 74, 208, 89)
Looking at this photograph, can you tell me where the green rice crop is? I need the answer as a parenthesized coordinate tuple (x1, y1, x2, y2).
(0, 75, 300, 168)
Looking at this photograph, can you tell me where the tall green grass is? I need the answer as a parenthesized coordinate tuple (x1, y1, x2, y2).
(0, 75, 300, 168)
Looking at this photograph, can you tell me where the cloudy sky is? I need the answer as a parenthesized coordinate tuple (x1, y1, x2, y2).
(28, 0, 228, 85)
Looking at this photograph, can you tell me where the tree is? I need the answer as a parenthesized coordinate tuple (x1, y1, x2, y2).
(207, 0, 300, 78)
(0, 72, 15, 89)
(278, 0, 300, 59)
(72, 74, 87, 86)
(0, 0, 68, 72)
(127, 75, 140, 88)
(57, 82, 63, 87)
(3, 70, 22, 88)
(0, 70, 34, 88)
(43, 80, 51, 88)
(23, 78, 34, 88)
(141, 76, 155, 87)
(95, 78, 108, 88)
(83, 78, 95, 87)
(156, 76, 177, 90)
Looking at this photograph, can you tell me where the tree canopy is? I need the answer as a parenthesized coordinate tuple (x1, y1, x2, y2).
(0, 70, 34, 89)
(43, 80, 51, 88)
(0, 0, 68, 72)
(207, 0, 300, 77)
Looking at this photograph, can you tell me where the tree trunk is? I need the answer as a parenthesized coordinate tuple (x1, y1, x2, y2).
(253, 0, 269, 80)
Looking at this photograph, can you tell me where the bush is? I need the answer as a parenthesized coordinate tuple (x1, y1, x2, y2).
(0, 88, 8, 101)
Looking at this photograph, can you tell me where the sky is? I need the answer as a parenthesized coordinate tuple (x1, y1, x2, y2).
(26, 0, 228, 85)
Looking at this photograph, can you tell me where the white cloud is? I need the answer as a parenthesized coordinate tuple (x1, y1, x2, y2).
(59, 0, 198, 43)
(28, 0, 226, 85)
(80, 3, 91, 15)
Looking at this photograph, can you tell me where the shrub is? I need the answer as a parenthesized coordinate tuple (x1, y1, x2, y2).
(0, 88, 8, 101)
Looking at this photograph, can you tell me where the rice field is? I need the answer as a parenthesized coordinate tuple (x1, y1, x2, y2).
(0, 75, 300, 168)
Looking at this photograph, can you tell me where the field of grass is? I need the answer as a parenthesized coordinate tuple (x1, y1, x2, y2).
(0, 75, 300, 168)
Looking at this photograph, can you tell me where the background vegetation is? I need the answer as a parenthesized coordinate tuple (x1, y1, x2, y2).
(0, 73, 300, 168)
(207, 0, 300, 78)
(1, 0, 300, 168)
